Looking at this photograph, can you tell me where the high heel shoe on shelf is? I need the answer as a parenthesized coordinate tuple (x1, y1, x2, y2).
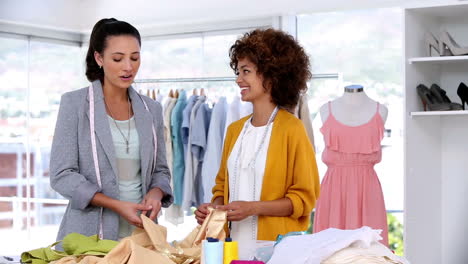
(417, 84, 451, 111)
(457, 82, 468, 110)
(425, 32, 441, 56)
(429, 84, 463, 110)
(439, 31, 468, 56)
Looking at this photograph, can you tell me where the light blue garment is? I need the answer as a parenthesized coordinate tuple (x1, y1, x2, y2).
(171, 90, 187, 206)
(191, 101, 212, 205)
(182, 96, 208, 210)
(201, 97, 228, 203)
(107, 116, 143, 239)
(181, 95, 199, 157)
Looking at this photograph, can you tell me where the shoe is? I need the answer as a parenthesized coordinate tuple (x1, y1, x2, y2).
(457, 82, 468, 110)
(430, 84, 463, 110)
(417, 84, 451, 111)
(439, 31, 468, 56)
(425, 32, 440, 56)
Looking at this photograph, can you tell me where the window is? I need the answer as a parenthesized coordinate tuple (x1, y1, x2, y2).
(0, 36, 84, 254)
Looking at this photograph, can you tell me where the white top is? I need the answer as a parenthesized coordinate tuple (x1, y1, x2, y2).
(107, 116, 142, 239)
(227, 120, 273, 260)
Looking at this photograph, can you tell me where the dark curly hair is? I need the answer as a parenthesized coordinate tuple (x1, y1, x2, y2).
(229, 28, 311, 109)
(85, 18, 141, 82)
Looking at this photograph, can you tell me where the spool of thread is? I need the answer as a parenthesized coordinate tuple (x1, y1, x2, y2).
(223, 237, 239, 264)
(204, 237, 224, 264)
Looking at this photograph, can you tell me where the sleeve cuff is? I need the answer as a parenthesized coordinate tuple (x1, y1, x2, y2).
(285, 193, 305, 219)
(150, 177, 174, 208)
(70, 180, 99, 210)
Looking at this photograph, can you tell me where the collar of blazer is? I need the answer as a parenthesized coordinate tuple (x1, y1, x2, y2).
(86, 80, 156, 188)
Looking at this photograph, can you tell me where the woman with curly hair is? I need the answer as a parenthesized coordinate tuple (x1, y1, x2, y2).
(195, 28, 320, 258)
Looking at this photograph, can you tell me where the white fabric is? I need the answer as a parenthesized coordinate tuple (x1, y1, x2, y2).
(227, 120, 273, 260)
(163, 98, 177, 176)
(267, 226, 383, 264)
(323, 241, 410, 264)
(107, 116, 143, 239)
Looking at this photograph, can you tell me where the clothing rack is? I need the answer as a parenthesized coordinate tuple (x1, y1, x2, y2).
(133, 73, 340, 84)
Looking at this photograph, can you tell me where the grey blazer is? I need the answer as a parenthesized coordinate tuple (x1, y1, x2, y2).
(50, 80, 173, 242)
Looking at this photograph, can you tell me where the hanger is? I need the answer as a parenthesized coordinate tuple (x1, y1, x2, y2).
(193, 88, 198, 96)
(200, 88, 206, 96)
(169, 89, 174, 98)
(174, 89, 179, 99)
(146, 89, 151, 98)
(152, 89, 156, 100)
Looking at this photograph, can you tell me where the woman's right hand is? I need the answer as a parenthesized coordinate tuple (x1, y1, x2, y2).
(114, 201, 153, 227)
(195, 203, 213, 225)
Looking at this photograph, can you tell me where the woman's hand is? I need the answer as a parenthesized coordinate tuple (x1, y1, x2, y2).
(114, 201, 152, 227)
(216, 201, 257, 222)
(195, 203, 213, 225)
(141, 187, 164, 220)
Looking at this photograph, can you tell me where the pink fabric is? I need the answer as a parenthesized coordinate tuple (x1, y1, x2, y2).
(313, 102, 388, 246)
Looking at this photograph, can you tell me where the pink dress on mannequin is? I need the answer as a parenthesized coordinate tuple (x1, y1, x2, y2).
(313, 101, 388, 246)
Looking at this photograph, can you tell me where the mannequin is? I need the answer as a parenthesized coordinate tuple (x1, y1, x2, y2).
(320, 85, 388, 125)
(314, 84, 389, 246)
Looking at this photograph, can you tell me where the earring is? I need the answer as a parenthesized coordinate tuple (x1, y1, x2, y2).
(99, 65, 102, 69)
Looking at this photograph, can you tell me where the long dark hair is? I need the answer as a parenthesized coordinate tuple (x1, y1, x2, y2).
(85, 18, 141, 82)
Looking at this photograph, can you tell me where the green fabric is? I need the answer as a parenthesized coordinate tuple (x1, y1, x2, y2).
(21, 233, 118, 263)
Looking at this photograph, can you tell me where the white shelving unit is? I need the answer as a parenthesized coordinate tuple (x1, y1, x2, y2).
(410, 110, 468, 117)
(408, 55, 468, 64)
(404, 2, 468, 264)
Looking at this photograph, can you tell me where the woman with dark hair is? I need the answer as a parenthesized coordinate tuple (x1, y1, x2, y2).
(195, 28, 320, 258)
(50, 18, 173, 242)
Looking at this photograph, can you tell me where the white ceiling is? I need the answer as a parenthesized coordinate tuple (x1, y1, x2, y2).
(0, 0, 445, 33)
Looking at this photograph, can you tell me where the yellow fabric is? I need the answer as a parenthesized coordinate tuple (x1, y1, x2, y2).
(212, 109, 320, 240)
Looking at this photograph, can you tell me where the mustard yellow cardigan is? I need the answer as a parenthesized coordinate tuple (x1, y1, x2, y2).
(212, 108, 320, 240)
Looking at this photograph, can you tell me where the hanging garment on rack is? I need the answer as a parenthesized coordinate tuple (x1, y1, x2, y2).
(163, 97, 185, 225)
(224, 96, 253, 137)
(313, 102, 388, 246)
(181, 96, 205, 210)
(201, 97, 228, 203)
(163, 97, 177, 175)
(191, 101, 212, 205)
(156, 93, 165, 105)
(294, 94, 316, 151)
(181, 95, 199, 158)
(170, 90, 187, 206)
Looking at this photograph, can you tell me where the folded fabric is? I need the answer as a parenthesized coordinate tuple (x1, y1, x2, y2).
(21, 234, 118, 264)
(267, 226, 383, 264)
(322, 241, 410, 264)
(52, 208, 227, 264)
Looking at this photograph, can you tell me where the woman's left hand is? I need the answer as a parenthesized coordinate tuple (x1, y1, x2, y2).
(216, 201, 257, 222)
(141, 187, 164, 220)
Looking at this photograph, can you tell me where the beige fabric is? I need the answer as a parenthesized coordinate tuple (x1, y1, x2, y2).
(53, 208, 226, 264)
(294, 95, 315, 151)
